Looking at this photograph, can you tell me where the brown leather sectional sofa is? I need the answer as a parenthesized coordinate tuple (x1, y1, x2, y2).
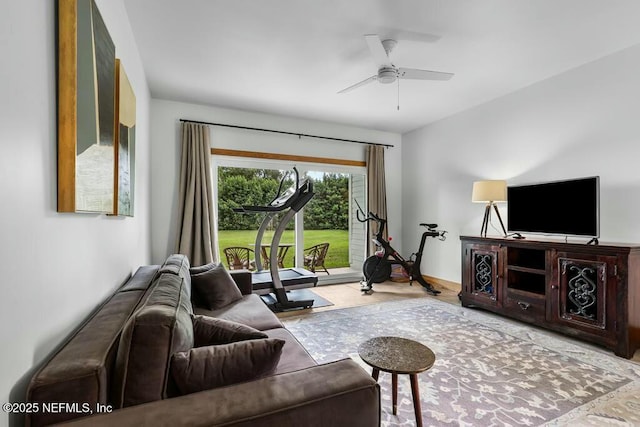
(25, 254, 380, 426)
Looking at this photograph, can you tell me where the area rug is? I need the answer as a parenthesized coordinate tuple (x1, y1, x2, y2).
(282, 297, 640, 426)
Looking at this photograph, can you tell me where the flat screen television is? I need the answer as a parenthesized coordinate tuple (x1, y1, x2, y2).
(507, 176, 599, 238)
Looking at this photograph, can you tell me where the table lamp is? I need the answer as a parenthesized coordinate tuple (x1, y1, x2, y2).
(472, 180, 507, 237)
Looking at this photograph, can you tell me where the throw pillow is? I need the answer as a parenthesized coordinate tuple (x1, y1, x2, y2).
(192, 315, 267, 347)
(189, 263, 217, 307)
(171, 338, 285, 395)
(190, 263, 242, 310)
(189, 262, 216, 276)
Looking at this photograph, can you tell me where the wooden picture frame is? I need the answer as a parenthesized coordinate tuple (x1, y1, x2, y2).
(113, 59, 136, 216)
(57, 0, 116, 213)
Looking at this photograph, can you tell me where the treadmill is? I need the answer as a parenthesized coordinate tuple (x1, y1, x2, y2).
(233, 167, 318, 310)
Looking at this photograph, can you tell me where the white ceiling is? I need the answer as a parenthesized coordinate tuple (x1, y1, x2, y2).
(124, 0, 640, 134)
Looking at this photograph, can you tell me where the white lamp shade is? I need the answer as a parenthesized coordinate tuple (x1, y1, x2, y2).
(472, 180, 507, 203)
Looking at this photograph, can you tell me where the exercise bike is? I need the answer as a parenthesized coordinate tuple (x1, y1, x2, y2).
(356, 200, 447, 295)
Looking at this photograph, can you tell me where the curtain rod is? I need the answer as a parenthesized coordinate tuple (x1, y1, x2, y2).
(179, 119, 394, 148)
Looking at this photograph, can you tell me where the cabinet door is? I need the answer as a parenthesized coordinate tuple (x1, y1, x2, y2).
(550, 253, 618, 339)
(462, 244, 503, 308)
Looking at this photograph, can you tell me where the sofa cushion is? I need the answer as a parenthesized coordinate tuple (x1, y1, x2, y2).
(170, 338, 285, 395)
(194, 294, 283, 331)
(264, 327, 317, 374)
(159, 254, 193, 300)
(190, 263, 242, 310)
(118, 265, 160, 292)
(192, 315, 267, 347)
(114, 272, 194, 408)
(159, 253, 191, 276)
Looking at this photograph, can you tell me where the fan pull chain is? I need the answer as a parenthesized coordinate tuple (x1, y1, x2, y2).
(397, 77, 400, 111)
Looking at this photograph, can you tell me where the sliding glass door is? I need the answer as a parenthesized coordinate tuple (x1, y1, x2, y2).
(213, 157, 366, 284)
(300, 170, 366, 281)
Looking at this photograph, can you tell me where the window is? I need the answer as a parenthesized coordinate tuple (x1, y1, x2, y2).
(213, 156, 366, 284)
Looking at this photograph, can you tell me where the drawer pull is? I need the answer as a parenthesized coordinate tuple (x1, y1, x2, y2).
(517, 301, 531, 310)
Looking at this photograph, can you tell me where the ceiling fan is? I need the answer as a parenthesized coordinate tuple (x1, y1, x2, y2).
(338, 34, 454, 94)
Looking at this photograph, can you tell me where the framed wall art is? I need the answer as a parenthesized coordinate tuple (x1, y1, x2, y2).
(113, 59, 136, 216)
(57, 0, 116, 213)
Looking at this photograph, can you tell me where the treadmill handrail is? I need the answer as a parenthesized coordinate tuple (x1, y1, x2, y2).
(231, 188, 304, 213)
(268, 167, 299, 207)
(233, 177, 312, 213)
(234, 168, 299, 213)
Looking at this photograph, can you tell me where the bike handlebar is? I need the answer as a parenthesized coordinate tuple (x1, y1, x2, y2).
(354, 198, 446, 240)
(355, 200, 377, 223)
(434, 230, 448, 241)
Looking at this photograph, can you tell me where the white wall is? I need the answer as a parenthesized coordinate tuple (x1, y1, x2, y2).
(402, 43, 640, 284)
(0, 1, 150, 424)
(150, 99, 402, 264)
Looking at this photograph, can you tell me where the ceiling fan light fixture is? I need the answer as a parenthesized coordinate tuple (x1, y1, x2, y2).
(378, 67, 397, 84)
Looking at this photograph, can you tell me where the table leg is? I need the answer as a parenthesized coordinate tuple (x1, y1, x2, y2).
(410, 374, 423, 427)
(371, 368, 379, 381)
(392, 373, 398, 415)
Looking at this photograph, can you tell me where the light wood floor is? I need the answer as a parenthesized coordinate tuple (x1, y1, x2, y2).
(276, 279, 640, 362)
(275, 279, 459, 318)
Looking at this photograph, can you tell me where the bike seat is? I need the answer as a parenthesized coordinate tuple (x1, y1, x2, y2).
(420, 223, 438, 229)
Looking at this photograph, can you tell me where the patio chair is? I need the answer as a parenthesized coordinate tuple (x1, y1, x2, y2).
(223, 246, 255, 271)
(261, 244, 290, 270)
(303, 242, 330, 274)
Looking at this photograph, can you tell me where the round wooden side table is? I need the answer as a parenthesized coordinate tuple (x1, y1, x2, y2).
(358, 336, 436, 427)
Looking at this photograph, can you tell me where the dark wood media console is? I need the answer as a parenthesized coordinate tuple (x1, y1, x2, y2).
(460, 236, 640, 358)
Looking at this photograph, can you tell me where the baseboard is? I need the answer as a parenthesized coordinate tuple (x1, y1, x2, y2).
(424, 275, 461, 292)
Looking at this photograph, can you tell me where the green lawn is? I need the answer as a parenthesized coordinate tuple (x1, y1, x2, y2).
(217, 229, 349, 269)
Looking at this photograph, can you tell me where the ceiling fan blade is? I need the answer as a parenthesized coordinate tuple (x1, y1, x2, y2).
(337, 75, 377, 94)
(383, 28, 441, 44)
(398, 67, 454, 81)
(364, 34, 392, 68)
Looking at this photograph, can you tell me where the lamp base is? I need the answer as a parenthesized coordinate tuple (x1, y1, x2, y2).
(480, 203, 507, 237)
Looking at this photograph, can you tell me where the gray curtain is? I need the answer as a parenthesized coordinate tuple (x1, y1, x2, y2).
(366, 145, 388, 256)
(175, 122, 216, 266)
